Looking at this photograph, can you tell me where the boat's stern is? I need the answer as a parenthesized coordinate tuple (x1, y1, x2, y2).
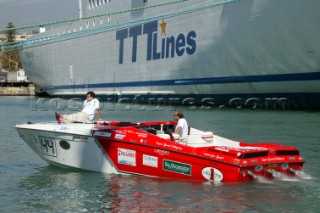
(232, 143, 305, 181)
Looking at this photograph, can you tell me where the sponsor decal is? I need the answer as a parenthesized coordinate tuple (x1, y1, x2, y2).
(203, 152, 224, 160)
(268, 163, 278, 168)
(118, 148, 136, 166)
(116, 20, 197, 64)
(72, 135, 88, 142)
(59, 126, 71, 132)
(136, 132, 148, 138)
(143, 154, 158, 168)
(261, 157, 285, 162)
(115, 134, 125, 139)
(201, 167, 223, 182)
(203, 152, 216, 158)
(155, 141, 183, 151)
(234, 159, 241, 165)
(215, 147, 230, 152)
(163, 160, 191, 176)
(94, 132, 112, 137)
(154, 148, 169, 156)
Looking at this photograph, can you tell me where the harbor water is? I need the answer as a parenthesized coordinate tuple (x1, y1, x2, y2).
(0, 96, 319, 212)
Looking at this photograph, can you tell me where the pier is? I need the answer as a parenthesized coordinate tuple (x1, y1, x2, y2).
(0, 82, 35, 96)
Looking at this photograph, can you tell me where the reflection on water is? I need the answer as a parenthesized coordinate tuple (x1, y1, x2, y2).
(16, 166, 318, 212)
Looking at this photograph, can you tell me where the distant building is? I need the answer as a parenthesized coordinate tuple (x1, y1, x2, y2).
(39, 27, 46, 34)
(0, 72, 6, 82)
(0, 33, 33, 42)
(0, 69, 29, 83)
(15, 33, 33, 42)
(16, 69, 29, 82)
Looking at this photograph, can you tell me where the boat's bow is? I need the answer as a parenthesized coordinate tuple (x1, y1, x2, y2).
(15, 122, 117, 173)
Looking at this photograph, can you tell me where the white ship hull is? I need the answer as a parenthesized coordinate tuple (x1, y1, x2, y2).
(19, 0, 320, 108)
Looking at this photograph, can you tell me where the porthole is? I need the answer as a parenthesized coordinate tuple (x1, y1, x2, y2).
(60, 140, 70, 150)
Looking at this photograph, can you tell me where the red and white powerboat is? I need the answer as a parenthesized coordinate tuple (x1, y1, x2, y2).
(16, 120, 305, 182)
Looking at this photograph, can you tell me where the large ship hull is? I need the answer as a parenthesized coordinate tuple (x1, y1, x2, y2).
(20, 0, 320, 109)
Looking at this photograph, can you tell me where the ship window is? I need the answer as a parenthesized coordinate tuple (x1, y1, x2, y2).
(96, 0, 99, 7)
(93, 20, 96, 27)
(79, 24, 83, 31)
(86, 22, 90, 28)
(100, 18, 103, 25)
(89, 0, 94, 9)
(108, 14, 111, 22)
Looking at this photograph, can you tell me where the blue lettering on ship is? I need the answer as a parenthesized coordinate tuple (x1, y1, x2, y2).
(116, 20, 197, 64)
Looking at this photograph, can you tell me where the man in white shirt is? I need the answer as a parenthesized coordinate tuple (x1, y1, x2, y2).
(173, 110, 189, 139)
(55, 91, 103, 123)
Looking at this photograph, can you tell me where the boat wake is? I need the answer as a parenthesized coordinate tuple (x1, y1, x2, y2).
(294, 171, 314, 180)
(254, 170, 314, 183)
(255, 176, 273, 184)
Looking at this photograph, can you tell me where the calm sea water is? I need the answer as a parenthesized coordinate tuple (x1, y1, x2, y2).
(0, 96, 319, 213)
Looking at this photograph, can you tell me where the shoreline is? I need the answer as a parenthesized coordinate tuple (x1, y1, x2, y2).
(0, 84, 35, 96)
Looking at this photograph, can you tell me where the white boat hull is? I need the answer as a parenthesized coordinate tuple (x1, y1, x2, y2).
(15, 122, 118, 173)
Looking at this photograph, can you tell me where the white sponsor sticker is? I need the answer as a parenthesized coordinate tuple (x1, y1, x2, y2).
(94, 132, 112, 137)
(143, 154, 158, 168)
(118, 148, 136, 166)
(201, 167, 223, 182)
(115, 134, 125, 139)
